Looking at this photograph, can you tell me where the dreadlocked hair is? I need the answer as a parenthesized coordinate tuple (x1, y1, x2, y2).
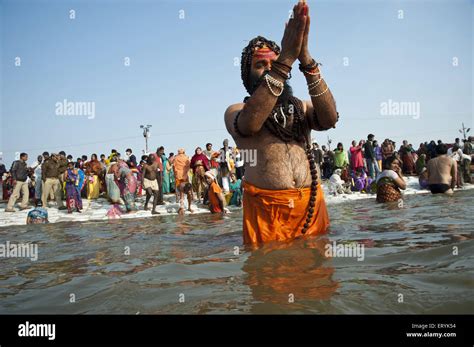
(240, 37, 308, 144)
(238, 38, 318, 236)
(241, 36, 280, 95)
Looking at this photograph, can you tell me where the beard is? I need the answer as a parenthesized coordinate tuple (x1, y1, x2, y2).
(248, 70, 293, 107)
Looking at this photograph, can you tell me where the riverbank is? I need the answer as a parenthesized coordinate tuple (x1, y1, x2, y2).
(0, 177, 473, 228)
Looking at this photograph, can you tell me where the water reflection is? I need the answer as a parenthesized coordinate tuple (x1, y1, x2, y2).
(243, 237, 338, 309)
(0, 190, 472, 313)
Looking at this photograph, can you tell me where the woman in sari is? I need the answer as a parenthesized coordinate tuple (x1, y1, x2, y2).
(128, 161, 141, 198)
(376, 156, 406, 203)
(136, 156, 149, 198)
(415, 153, 426, 175)
(333, 142, 349, 170)
(381, 139, 395, 166)
(349, 140, 364, 173)
(98, 155, 108, 194)
(418, 167, 429, 189)
(229, 173, 242, 206)
(161, 152, 170, 194)
(351, 167, 372, 193)
(2, 172, 14, 201)
(168, 153, 176, 193)
(399, 140, 415, 175)
(373, 140, 383, 172)
(64, 162, 83, 213)
(190, 147, 210, 203)
(85, 154, 102, 200)
(113, 161, 138, 213)
(106, 162, 121, 204)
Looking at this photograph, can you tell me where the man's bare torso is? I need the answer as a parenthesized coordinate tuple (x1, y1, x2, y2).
(143, 163, 158, 181)
(427, 156, 455, 185)
(225, 102, 312, 190)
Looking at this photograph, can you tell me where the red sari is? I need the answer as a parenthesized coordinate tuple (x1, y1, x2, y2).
(400, 146, 415, 174)
(350, 145, 364, 171)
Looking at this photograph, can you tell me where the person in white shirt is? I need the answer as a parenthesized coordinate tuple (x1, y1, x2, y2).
(449, 145, 470, 187)
(203, 143, 219, 178)
(447, 138, 463, 156)
(218, 139, 233, 193)
(31, 152, 48, 206)
(329, 169, 351, 195)
(234, 147, 245, 180)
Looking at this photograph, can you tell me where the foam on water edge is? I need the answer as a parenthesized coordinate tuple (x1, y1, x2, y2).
(0, 177, 472, 228)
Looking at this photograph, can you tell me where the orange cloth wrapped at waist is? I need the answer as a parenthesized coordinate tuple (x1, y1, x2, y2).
(175, 178, 188, 188)
(242, 181, 330, 245)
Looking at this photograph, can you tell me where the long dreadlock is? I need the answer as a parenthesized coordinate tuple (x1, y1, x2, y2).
(241, 36, 281, 95)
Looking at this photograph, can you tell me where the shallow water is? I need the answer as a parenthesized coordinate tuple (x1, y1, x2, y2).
(0, 190, 473, 314)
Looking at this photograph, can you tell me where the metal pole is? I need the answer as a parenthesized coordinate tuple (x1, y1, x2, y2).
(327, 135, 332, 151)
(459, 122, 470, 140)
(145, 128, 149, 153)
(140, 125, 152, 154)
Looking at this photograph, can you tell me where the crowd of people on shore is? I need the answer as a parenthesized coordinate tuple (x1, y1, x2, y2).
(1, 135, 472, 222)
(318, 135, 473, 201)
(0, 141, 244, 221)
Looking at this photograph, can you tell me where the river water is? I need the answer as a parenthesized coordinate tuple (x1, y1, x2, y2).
(0, 190, 473, 314)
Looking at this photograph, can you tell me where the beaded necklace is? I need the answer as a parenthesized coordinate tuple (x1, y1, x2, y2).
(239, 95, 318, 235)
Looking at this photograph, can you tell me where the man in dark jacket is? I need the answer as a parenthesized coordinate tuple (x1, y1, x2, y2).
(5, 153, 30, 212)
(41, 154, 66, 209)
(364, 134, 379, 179)
(57, 151, 69, 200)
(0, 163, 6, 178)
(57, 151, 68, 178)
(125, 148, 137, 168)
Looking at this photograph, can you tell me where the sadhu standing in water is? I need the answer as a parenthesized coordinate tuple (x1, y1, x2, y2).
(224, 0, 339, 245)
